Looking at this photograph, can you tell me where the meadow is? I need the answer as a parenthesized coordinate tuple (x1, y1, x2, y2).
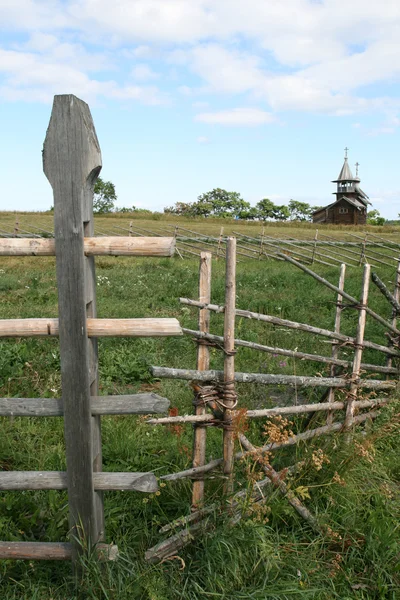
(0, 214, 399, 599)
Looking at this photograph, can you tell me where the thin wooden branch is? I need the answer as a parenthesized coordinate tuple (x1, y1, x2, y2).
(345, 264, 370, 428)
(327, 264, 346, 425)
(0, 237, 176, 256)
(159, 410, 381, 481)
(278, 254, 400, 336)
(146, 398, 389, 425)
(182, 328, 396, 375)
(192, 252, 212, 509)
(151, 366, 396, 390)
(179, 298, 399, 357)
(238, 434, 321, 532)
(0, 318, 182, 337)
(371, 272, 400, 314)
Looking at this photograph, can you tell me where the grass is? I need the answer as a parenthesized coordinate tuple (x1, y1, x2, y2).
(0, 215, 399, 598)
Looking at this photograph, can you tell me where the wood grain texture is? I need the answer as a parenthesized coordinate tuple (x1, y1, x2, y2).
(192, 252, 212, 509)
(345, 264, 370, 428)
(0, 472, 158, 492)
(151, 366, 396, 389)
(327, 263, 346, 425)
(0, 237, 175, 256)
(0, 394, 170, 417)
(223, 238, 237, 492)
(43, 94, 102, 551)
(0, 542, 118, 561)
(0, 318, 182, 337)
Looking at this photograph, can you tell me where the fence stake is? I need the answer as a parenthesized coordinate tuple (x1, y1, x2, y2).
(259, 226, 265, 260)
(217, 227, 224, 259)
(387, 258, 400, 373)
(278, 253, 400, 336)
(327, 263, 346, 425)
(192, 252, 212, 509)
(311, 229, 318, 264)
(223, 238, 237, 494)
(344, 264, 370, 429)
(43, 94, 103, 560)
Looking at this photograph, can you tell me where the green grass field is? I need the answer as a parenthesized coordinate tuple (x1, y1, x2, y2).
(0, 214, 400, 599)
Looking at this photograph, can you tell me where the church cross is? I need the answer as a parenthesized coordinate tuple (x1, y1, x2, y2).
(355, 162, 360, 177)
(344, 146, 349, 159)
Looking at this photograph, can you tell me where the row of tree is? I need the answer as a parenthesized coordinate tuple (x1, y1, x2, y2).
(88, 179, 386, 225)
(165, 189, 320, 221)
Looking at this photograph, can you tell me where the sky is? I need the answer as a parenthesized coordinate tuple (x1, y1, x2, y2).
(1, 1, 400, 218)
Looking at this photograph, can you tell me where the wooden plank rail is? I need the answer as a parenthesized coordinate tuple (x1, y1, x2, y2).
(0, 472, 158, 492)
(0, 542, 118, 561)
(151, 366, 396, 389)
(0, 237, 176, 257)
(0, 318, 182, 337)
(180, 299, 400, 357)
(0, 393, 170, 417)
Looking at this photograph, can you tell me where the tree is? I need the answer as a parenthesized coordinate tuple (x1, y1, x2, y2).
(288, 200, 313, 221)
(255, 198, 277, 220)
(195, 188, 251, 218)
(367, 209, 385, 226)
(164, 188, 251, 219)
(93, 177, 117, 214)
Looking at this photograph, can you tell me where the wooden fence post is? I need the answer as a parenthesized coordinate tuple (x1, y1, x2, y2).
(344, 263, 370, 429)
(223, 238, 237, 494)
(43, 94, 103, 559)
(191, 252, 212, 509)
(387, 258, 400, 373)
(259, 226, 265, 260)
(217, 227, 224, 260)
(311, 229, 318, 264)
(327, 263, 346, 425)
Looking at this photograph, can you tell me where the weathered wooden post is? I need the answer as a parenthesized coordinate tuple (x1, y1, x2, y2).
(311, 229, 318, 264)
(216, 227, 224, 260)
(386, 258, 400, 373)
(43, 94, 104, 559)
(327, 263, 346, 425)
(344, 263, 370, 429)
(191, 252, 212, 509)
(223, 238, 237, 494)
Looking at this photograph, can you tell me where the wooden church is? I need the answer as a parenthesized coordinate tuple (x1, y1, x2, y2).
(312, 149, 370, 225)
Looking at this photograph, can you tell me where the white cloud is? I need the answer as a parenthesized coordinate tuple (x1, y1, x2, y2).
(1, 0, 400, 116)
(0, 48, 167, 105)
(131, 63, 160, 80)
(197, 136, 210, 143)
(195, 107, 276, 126)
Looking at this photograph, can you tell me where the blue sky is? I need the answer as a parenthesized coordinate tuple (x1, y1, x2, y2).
(1, 1, 400, 218)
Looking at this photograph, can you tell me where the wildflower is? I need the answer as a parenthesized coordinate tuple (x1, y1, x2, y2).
(311, 449, 330, 471)
(279, 361, 287, 367)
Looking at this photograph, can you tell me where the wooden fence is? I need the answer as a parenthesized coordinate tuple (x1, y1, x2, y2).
(0, 94, 181, 564)
(144, 244, 400, 562)
(1, 95, 400, 569)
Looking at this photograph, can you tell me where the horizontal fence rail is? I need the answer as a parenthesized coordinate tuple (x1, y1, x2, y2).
(151, 366, 396, 389)
(0, 318, 182, 337)
(0, 393, 170, 417)
(0, 472, 158, 492)
(0, 237, 176, 257)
